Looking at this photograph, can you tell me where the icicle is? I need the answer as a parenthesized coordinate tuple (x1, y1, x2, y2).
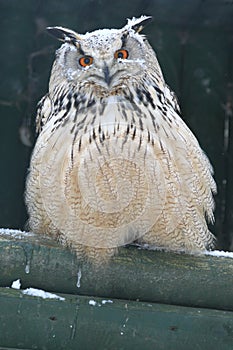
(76, 267, 82, 288)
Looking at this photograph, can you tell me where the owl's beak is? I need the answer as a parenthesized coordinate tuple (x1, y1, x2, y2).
(103, 64, 111, 86)
(97, 62, 121, 89)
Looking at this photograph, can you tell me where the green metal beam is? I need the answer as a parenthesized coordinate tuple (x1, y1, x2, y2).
(0, 232, 232, 311)
(0, 288, 233, 350)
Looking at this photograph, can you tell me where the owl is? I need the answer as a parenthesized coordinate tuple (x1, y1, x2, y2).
(25, 16, 217, 263)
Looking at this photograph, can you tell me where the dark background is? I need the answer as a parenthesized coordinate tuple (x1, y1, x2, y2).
(0, 0, 232, 250)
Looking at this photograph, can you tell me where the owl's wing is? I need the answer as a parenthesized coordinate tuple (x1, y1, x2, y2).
(164, 84, 181, 114)
(36, 94, 53, 134)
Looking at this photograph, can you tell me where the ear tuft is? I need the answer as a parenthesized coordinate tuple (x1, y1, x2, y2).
(46, 26, 81, 42)
(126, 15, 153, 33)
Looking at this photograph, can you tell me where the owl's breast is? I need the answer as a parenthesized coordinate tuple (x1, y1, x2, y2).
(31, 85, 215, 251)
(33, 98, 169, 249)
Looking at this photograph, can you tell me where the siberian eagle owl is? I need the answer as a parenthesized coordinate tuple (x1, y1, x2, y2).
(25, 16, 216, 263)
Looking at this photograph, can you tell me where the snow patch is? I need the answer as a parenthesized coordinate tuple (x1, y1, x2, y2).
(126, 15, 152, 30)
(22, 288, 65, 301)
(118, 58, 145, 67)
(66, 68, 76, 79)
(11, 279, 21, 290)
(0, 228, 35, 239)
(205, 250, 233, 258)
(83, 28, 118, 41)
(9, 279, 65, 300)
(89, 299, 97, 306)
(88, 299, 113, 306)
(102, 299, 113, 304)
(135, 243, 233, 259)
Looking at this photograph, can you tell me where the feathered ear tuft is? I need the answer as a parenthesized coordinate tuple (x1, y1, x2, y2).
(126, 15, 153, 33)
(46, 26, 82, 43)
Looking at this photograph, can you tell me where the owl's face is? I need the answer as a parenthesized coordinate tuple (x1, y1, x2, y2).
(48, 16, 156, 91)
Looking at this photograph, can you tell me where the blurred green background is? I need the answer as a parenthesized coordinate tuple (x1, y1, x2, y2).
(0, 0, 232, 250)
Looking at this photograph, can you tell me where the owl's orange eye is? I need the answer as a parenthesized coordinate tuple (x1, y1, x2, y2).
(114, 49, 129, 60)
(79, 56, 93, 67)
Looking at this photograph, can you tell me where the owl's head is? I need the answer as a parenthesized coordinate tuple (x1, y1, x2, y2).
(47, 16, 160, 92)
